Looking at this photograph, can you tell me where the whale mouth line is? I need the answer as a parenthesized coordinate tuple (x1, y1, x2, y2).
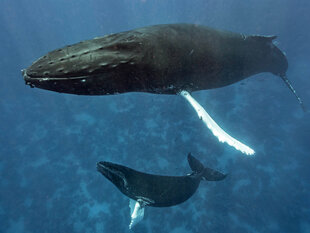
(97, 161, 114, 173)
(22, 69, 90, 82)
(97, 162, 117, 181)
(22, 69, 95, 90)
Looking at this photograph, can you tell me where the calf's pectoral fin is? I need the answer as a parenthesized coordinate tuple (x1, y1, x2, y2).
(129, 199, 145, 229)
(187, 153, 204, 173)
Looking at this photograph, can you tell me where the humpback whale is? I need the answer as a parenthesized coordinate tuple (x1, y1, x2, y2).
(97, 153, 226, 228)
(22, 24, 305, 155)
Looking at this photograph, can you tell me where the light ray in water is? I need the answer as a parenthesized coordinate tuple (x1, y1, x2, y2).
(180, 91, 255, 156)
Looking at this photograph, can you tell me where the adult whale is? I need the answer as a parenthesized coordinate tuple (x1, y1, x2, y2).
(97, 153, 226, 228)
(22, 24, 305, 155)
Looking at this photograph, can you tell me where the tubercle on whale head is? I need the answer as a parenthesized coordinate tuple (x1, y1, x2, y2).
(22, 32, 145, 95)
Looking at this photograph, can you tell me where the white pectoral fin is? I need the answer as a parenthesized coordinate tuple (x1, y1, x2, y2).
(180, 91, 255, 156)
(129, 199, 145, 229)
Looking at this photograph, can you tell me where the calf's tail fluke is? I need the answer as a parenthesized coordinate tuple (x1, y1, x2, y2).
(280, 74, 306, 112)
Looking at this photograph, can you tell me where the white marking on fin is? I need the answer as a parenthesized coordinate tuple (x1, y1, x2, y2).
(129, 199, 145, 229)
(180, 90, 255, 155)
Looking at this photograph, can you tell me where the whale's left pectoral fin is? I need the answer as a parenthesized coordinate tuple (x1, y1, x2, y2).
(180, 90, 255, 156)
(129, 199, 145, 229)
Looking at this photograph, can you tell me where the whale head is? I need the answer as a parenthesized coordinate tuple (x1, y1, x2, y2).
(97, 161, 130, 193)
(22, 31, 145, 95)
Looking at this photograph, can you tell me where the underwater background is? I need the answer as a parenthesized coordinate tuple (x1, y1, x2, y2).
(1, 0, 309, 232)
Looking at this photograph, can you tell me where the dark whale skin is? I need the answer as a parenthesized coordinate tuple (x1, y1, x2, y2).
(96, 154, 226, 207)
(23, 24, 287, 95)
(97, 161, 200, 207)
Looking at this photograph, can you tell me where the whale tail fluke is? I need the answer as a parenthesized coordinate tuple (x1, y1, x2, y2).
(187, 153, 204, 173)
(187, 153, 227, 181)
(202, 167, 227, 181)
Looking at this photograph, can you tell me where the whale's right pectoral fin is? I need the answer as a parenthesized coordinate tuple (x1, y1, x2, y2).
(129, 199, 145, 229)
(180, 90, 255, 156)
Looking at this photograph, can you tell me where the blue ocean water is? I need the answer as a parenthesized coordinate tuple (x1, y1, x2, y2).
(0, 0, 309, 232)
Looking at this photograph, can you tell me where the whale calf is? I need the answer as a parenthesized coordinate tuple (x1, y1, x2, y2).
(22, 24, 305, 155)
(97, 153, 226, 228)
